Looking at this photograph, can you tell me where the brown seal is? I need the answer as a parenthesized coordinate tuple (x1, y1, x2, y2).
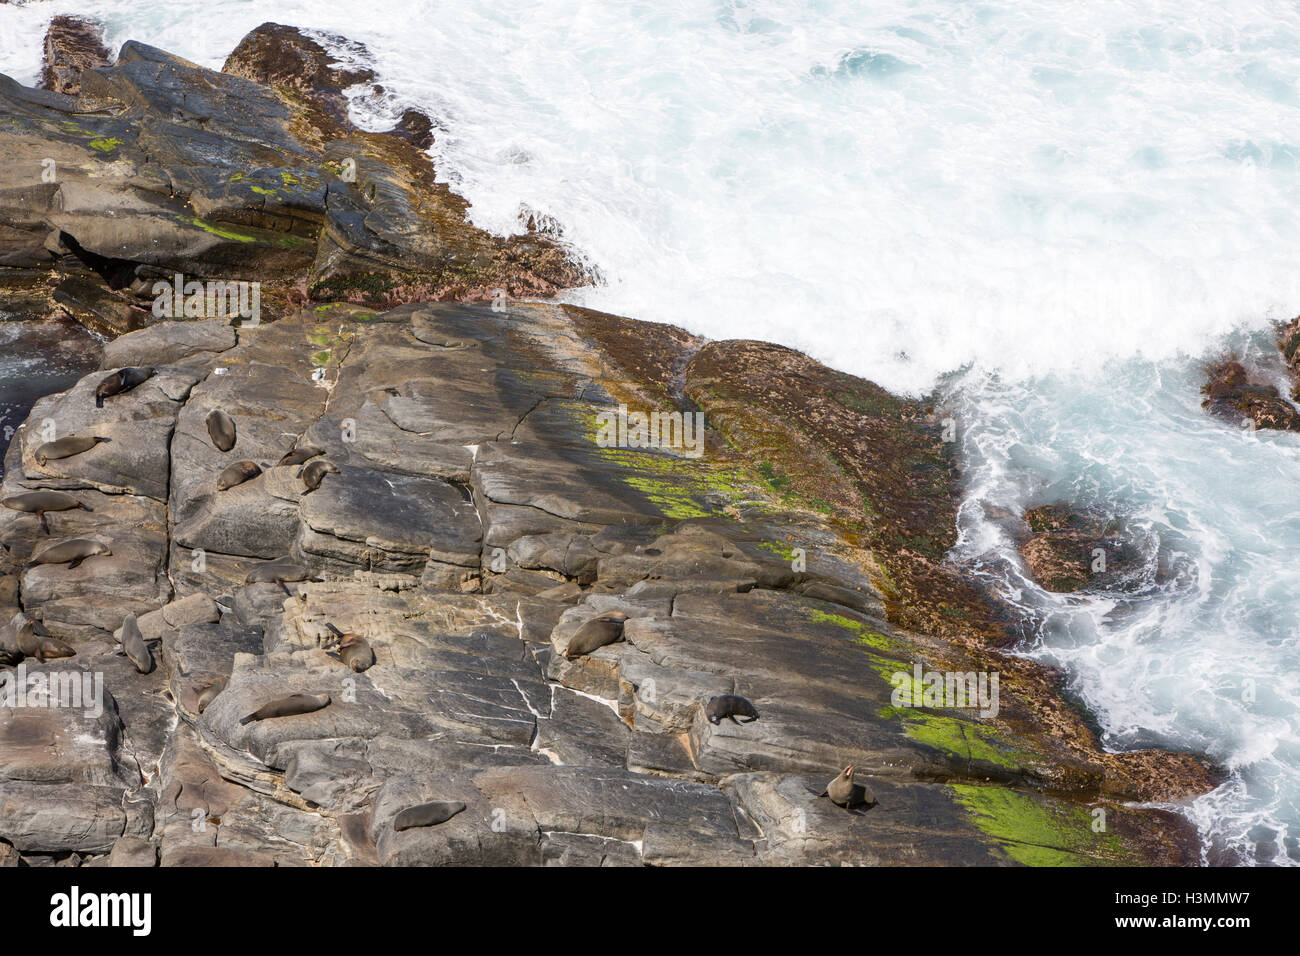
(216, 460, 262, 491)
(28, 537, 111, 570)
(239, 692, 331, 725)
(809, 766, 875, 812)
(206, 409, 236, 452)
(34, 434, 109, 465)
(392, 801, 467, 831)
(705, 694, 759, 725)
(299, 458, 339, 492)
(195, 676, 228, 714)
(244, 557, 316, 593)
(563, 611, 629, 660)
(1, 491, 91, 532)
(336, 634, 375, 673)
(278, 443, 324, 467)
(119, 612, 153, 674)
(94, 366, 155, 408)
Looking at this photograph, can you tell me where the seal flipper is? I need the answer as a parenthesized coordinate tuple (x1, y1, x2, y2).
(68, 557, 83, 570)
(37, 511, 48, 533)
(806, 786, 828, 798)
(96, 394, 104, 409)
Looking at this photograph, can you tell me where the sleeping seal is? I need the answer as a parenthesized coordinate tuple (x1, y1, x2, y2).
(95, 367, 155, 408)
(239, 692, 331, 725)
(195, 676, 228, 714)
(278, 443, 324, 467)
(119, 612, 154, 674)
(335, 634, 375, 672)
(244, 557, 316, 593)
(299, 458, 339, 492)
(216, 460, 262, 492)
(34, 434, 109, 465)
(1, 491, 91, 532)
(206, 409, 236, 452)
(563, 611, 629, 660)
(705, 694, 760, 725)
(28, 538, 111, 570)
(392, 801, 467, 831)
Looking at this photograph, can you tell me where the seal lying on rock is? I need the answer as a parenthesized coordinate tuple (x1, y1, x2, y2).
(1, 491, 91, 532)
(216, 460, 262, 491)
(324, 625, 375, 672)
(706, 694, 759, 725)
(119, 612, 154, 674)
(809, 766, 875, 813)
(15, 619, 76, 662)
(245, 557, 317, 593)
(564, 611, 629, 660)
(278, 443, 324, 467)
(206, 409, 237, 451)
(392, 801, 467, 831)
(34, 434, 109, 465)
(95, 366, 154, 408)
(195, 676, 228, 714)
(239, 692, 331, 725)
(27, 537, 111, 569)
(299, 458, 339, 492)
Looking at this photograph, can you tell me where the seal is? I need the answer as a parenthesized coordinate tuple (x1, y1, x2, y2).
(28, 537, 111, 570)
(563, 611, 629, 660)
(15, 620, 76, 662)
(95, 366, 155, 408)
(1, 491, 91, 532)
(336, 634, 375, 672)
(705, 694, 760, 725)
(0, 614, 25, 666)
(392, 801, 467, 831)
(809, 765, 875, 812)
(244, 557, 316, 593)
(206, 409, 236, 452)
(34, 435, 109, 465)
(299, 458, 339, 492)
(238, 692, 331, 725)
(278, 443, 324, 467)
(119, 612, 153, 674)
(216, 460, 262, 492)
(194, 676, 228, 714)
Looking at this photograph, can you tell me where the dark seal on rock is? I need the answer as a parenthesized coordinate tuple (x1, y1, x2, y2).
(299, 458, 339, 492)
(392, 801, 467, 831)
(28, 537, 111, 569)
(239, 692, 331, 725)
(705, 694, 759, 725)
(1, 491, 91, 532)
(564, 611, 629, 660)
(216, 460, 262, 491)
(278, 443, 324, 467)
(206, 409, 237, 452)
(94, 367, 155, 408)
(34, 434, 109, 465)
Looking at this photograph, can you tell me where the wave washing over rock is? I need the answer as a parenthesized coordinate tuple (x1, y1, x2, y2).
(0, 21, 1226, 867)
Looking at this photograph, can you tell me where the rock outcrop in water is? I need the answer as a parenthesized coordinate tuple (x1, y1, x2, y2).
(0, 23, 1218, 866)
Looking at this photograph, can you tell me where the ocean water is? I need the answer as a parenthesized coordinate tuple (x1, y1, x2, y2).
(3, 0, 1300, 863)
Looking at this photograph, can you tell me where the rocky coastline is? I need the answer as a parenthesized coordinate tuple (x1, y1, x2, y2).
(0, 20, 1219, 866)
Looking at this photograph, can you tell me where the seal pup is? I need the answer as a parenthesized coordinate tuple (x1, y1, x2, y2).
(809, 766, 875, 812)
(563, 611, 629, 660)
(119, 612, 153, 674)
(28, 537, 111, 570)
(95, 367, 155, 408)
(278, 443, 324, 467)
(1, 491, 91, 532)
(392, 801, 467, 831)
(239, 692, 331, 725)
(706, 694, 760, 725)
(216, 460, 262, 492)
(34, 435, 109, 465)
(299, 458, 339, 492)
(206, 409, 236, 452)
(194, 676, 228, 714)
(245, 557, 317, 594)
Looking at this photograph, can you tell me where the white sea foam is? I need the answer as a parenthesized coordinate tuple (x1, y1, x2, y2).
(3, 0, 1300, 862)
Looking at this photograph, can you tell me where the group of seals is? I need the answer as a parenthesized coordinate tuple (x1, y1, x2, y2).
(1, 491, 91, 532)
(563, 611, 629, 659)
(1, 613, 76, 663)
(34, 434, 109, 466)
(94, 367, 154, 408)
(27, 537, 111, 570)
(239, 692, 331, 725)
